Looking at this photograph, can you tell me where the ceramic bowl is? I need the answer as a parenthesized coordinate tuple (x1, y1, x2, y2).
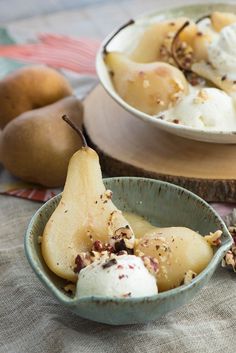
(96, 3, 236, 144)
(24, 177, 232, 325)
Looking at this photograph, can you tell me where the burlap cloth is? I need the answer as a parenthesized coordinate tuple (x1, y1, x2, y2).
(1, 0, 236, 352)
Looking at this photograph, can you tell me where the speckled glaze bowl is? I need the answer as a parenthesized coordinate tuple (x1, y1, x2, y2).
(96, 3, 236, 144)
(24, 177, 232, 325)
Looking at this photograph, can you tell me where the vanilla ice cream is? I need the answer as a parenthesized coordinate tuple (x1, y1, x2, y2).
(76, 254, 158, 298)
(208, 22, 236, 81)
(160, 87, 236, 130)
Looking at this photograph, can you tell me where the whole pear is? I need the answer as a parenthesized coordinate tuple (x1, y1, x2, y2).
(0, 65, 73, 128)
(0, 96, 83, 187)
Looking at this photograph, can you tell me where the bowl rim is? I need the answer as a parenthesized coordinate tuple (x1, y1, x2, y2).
(24, 176, 233, 305)
(96, 2, 236, 137)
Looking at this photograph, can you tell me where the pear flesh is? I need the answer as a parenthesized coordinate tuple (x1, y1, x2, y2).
(130, 17, 188, 63)
(105, 52, 189, 115)
(211, 11, 236, 32)
(135, 227, 213, 292)
(42, 147, 135, 282)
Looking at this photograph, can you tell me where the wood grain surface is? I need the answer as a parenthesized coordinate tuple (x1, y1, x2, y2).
(84, 85, 236, 202)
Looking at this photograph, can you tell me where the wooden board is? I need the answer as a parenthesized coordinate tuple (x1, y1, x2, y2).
(84, 85, 236, 202)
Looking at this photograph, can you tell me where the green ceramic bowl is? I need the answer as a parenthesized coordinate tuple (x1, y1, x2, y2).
(25, 177, 232, 325)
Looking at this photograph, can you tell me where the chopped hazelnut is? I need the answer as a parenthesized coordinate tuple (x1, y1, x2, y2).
(183, 270, 197, 284)
(204, 230, 222, 246)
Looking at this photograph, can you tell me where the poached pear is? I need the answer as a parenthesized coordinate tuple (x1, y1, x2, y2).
(130, 17, 188, 63)
(135, 227, 213, 291)
(105, 52, 189, 115)
(42, 117, 135, 282)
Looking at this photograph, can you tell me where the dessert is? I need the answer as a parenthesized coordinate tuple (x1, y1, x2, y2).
(104, 52, 188, 115)
(105, 10, 236, 130)
(40, 117, 222, 298)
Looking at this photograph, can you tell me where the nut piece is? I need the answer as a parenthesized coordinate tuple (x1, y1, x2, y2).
(193, 89, 209, 104)
(204, 230, 222, 246)
(63, 283, 76, 295)
(112, 226, 134, 253)
(222, 225, 236, 272)
(183, 270, 197, 284)
(141, 255, 159, 276)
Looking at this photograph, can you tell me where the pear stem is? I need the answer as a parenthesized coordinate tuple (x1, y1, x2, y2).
(62, 115, 88, 147)
(103, 19, 135, 55)
(196, 14, 210, 24)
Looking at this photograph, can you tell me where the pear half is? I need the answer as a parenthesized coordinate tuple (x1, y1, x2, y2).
(42, 146, 135, 282)
(130, 17, 188, 63)
(105, 52, 189, 115)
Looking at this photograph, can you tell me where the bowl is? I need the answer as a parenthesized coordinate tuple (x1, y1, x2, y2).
(24, 177, 232, 325)
(96, 3, 236, 144)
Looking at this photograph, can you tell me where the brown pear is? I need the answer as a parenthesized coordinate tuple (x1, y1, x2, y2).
(0, 65, 73, 128)
(0, 96, 83, 187)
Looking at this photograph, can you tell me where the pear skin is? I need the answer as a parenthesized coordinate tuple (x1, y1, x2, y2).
(105, 52, 189, 115)
(0, 96, 83, 187)
(42, 147, 135, 282)
(0, 65, 73, 128)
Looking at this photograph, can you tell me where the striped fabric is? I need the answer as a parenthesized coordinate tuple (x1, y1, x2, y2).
(0, 33, 100, 74)
(0, 32, 100, 202)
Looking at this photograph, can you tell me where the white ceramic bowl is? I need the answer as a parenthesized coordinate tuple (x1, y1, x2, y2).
(96, 3, 236, 144)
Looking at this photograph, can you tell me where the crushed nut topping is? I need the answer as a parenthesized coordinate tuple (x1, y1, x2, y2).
(222, 248, 236, 272)
(204, 230, 222, 246)
(222, 226, 236, 272)
(174, 40, 194, 70)
(74, 252, 92, 273)
(74, 238, 130, 274)
(159, 33, 175, 65)
(92, 240, 114, 253)
(141, 255, 159, 276)
(102, 258, 117, 269)
(183, 270, 197, 284)
(193, 89, 209, 104)
(63, 283, 76, 296)
(111, 226, 134, 252)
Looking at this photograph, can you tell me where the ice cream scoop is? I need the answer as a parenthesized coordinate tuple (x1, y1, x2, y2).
(76, 254, 158, 298)
(161, 87, 236, 130)
(207, 22, 236, 81)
